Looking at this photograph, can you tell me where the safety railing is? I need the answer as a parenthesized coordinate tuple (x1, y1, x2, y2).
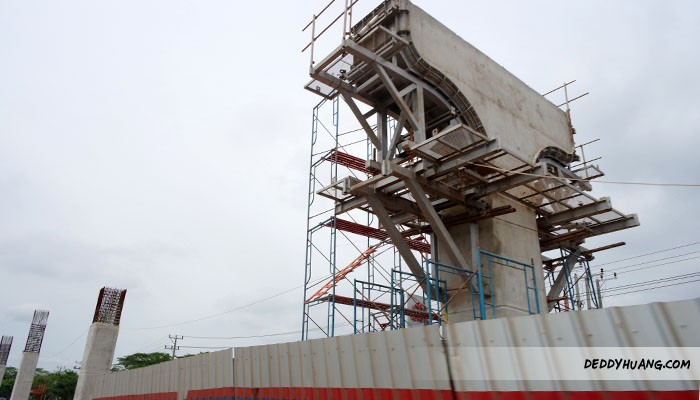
(478, 250, 541, 316)
(302, 0, 360, 68)
(391, 269, 445, 327)
(427, 260, 493, 322)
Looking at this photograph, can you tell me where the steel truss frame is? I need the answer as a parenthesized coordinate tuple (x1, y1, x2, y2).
(301, 0, 637, 329)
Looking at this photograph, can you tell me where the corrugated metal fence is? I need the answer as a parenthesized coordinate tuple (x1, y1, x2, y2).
(93, 349, 232, 400)
(93, 299, 700, 400)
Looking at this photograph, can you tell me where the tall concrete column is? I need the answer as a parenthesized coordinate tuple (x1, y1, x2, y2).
(10, 352, 40, 400)
(0, 335, 13, 388)
(10, 310, 49, 400)
(74, 287, 126, 400)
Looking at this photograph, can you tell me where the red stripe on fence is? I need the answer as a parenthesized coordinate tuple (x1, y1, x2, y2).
(95, 387, 699, 400)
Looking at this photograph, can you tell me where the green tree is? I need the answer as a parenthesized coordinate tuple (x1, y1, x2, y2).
(0, 367, 78, 400)
(32, 368, 78, 400)
(0, 366, 18, 398)
(113, 352, 171, 371)
(45, 369, 78, 400)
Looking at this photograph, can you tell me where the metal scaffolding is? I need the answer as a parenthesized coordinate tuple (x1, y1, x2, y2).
(300, 0, 638, 338)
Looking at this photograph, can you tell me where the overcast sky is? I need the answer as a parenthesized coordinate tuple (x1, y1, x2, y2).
(1, 0, 699, 371)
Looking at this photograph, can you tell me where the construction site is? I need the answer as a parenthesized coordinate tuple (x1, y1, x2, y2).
(1, 1, 699, 399)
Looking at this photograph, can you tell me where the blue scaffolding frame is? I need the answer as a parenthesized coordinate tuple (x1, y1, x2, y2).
(478, 250, 541, 317)
(353, 280, 404, 333)
(301, 97, 339, 341)
(427, 259, 494, 321)
(391, 269, 446, 327)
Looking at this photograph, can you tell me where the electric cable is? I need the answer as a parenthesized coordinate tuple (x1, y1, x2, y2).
(184, 331, 301, 340)
(591, 241, 700, 267)
(606, 254, 700, 275)
(575, 271, 700, 298)
(605, 278, 700, 298)
(133, 335, 170, 353)
(127, 273, 335, 330)
(601, 271, 700, 294)
(45, 327, 89, 359)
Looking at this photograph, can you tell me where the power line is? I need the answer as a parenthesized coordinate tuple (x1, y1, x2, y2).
(591, 241, 700, 267)
(127, 273, 334, 330)
(607, 255, 700, 275)
(576, 271, 700, 298)
(602, 271, 700, 294)
(133, 335, 169, 353)
(46, 328, 88, 359)
(180, 322, 352, 348)
(144, 341, 171, 354)
(137, 288, 300, 329)
(609, 250, 700, 271)
(555, 241, 700, 281)
(605, 278, 700, 298)
(184, 331, 301, 340)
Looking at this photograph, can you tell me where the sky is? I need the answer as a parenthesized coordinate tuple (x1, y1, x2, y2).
(0, 0, 699, 371)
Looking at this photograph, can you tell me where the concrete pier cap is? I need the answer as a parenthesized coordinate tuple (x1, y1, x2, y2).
(384, 0, 573, 318)
(405, 1, 574, 161)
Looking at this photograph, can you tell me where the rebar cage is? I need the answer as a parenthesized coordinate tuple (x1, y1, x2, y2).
(93, 287, 127, 325)
(0, 335, 13, 365)
(24, 310, 49, 353)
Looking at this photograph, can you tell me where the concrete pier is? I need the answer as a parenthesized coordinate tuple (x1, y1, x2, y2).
(402, 2, 564, 319)
(10, 311, 48, 400)
(73, 287, 126, 400)
(73, 323, 120, 400)
(9, 352, 40, 400)
(303, 0, 639, 334)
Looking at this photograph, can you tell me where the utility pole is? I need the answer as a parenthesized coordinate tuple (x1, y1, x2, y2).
(585, 276, 592, 310)
(165, 335, 182, 359)
(596, 279, 604, 309)
(574, 273, 581, 309)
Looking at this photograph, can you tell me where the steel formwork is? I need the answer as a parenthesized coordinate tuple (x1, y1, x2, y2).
(300, 0, 638, 339)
